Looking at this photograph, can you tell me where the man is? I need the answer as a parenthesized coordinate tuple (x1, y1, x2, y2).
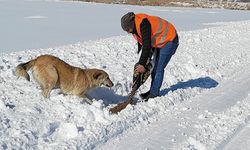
(121, 12, 179, 101)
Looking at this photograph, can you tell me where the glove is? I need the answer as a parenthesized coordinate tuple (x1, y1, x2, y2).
(132, 61, 152, 90)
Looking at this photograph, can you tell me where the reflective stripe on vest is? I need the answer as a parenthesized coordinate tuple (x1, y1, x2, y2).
(151, 17, 168, 47)
(133, 14, 176, 48)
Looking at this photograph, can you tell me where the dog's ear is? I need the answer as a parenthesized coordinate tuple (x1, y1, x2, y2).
(93, 71, 102, 80)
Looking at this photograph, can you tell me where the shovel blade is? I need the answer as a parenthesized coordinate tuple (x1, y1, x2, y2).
(109, 99, 133, 114)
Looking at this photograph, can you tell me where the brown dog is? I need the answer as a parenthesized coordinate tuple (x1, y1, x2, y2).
(15, 54, 114, 104)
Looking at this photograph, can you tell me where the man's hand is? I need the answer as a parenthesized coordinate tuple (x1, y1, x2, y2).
(135, 64, 146, 73)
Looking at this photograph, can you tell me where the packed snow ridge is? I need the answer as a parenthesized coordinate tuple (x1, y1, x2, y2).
(0, 20, 250, 149)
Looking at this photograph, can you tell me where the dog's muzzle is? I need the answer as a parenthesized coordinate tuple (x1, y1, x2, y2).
(104, 80, 114, 87)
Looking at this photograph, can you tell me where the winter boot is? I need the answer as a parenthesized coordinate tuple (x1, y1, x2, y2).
(139, 91, 150, 100)
(144, 93, 158, 102)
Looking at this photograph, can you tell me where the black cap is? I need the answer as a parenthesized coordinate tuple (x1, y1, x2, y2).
(121, 12, 135, 31)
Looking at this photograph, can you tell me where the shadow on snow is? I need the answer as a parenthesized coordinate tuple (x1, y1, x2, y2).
(90, 76, 218, 106)
(160, 76, 218, 96)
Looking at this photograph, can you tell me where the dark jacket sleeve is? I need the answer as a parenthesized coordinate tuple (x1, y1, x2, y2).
(138, 18, 152, 66)
(137, 42, 142, 54)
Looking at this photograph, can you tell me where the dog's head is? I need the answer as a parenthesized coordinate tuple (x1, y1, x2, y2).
(93, 70, 114, 87)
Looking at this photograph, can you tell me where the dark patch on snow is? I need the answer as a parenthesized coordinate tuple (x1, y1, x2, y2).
(161, 76, 219, 96)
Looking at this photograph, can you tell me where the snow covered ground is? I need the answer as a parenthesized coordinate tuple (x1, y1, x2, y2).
(1, 0, 250, 150)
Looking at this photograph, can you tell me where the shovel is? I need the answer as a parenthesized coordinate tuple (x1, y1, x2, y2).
(109, 62, 152, 114)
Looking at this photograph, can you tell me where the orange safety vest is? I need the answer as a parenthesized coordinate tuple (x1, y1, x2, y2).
(133, 13, 176, 48)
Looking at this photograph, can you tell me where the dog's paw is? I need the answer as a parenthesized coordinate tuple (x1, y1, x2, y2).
(85, 98, 93, 105)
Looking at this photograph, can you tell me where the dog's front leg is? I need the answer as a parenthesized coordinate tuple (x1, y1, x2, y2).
(85, 93, 94, 104)
(79, 93, 93, 105)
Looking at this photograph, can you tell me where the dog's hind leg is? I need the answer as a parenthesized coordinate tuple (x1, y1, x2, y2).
(33, 65, 58, 98)
(42, 86, 53, 98)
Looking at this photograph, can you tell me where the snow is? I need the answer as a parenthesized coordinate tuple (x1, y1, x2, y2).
(223, 119, 250, 150)
(57, 122, 78, 140)
(1, 0, 250, 149)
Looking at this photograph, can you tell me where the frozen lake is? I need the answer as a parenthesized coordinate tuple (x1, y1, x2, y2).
(1, 0, 250, 53)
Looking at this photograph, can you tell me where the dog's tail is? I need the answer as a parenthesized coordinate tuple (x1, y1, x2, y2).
(15, 59, 36, 81)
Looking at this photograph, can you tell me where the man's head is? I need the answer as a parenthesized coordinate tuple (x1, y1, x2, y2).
(121, 12, 135, 33)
